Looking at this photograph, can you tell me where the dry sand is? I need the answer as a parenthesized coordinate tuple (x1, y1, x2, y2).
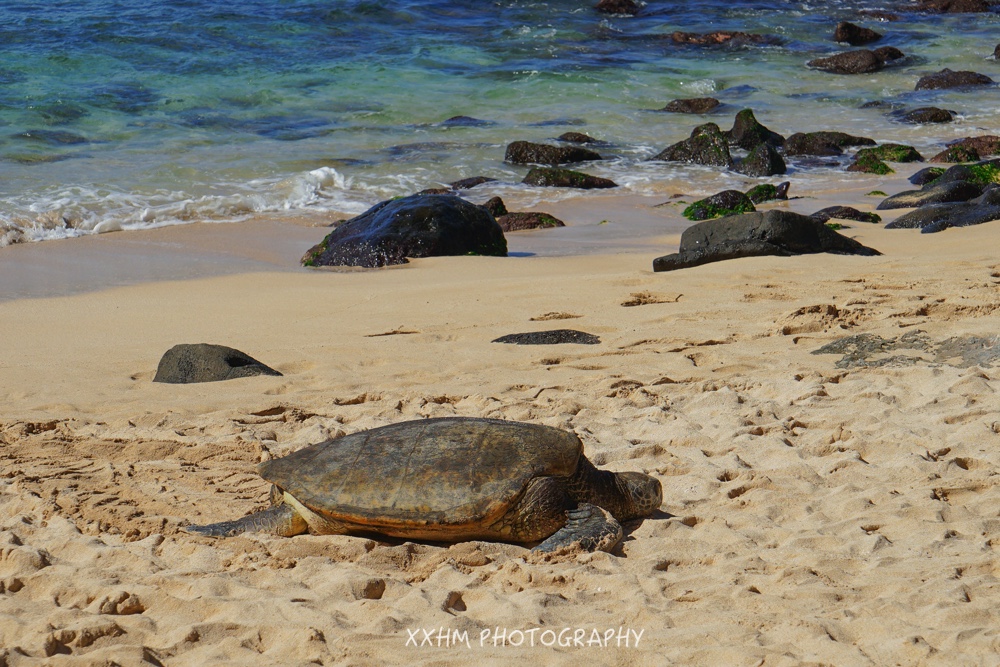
(2, 186, 1000, 666)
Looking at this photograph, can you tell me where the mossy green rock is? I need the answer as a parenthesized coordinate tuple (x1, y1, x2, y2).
(848, 150, 894, 175)
(744, 181, 790, 204)
(862, 144, 924, 163)
(301, 194, 507, 268)
(683, 190, 756, 220)
(930, 145, 980, 163)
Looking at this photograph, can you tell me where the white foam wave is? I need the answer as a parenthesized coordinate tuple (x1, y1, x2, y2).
(0, 166, 390, 246)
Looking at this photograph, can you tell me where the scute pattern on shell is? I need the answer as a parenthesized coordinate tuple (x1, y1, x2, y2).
(258, 417, 582, 529)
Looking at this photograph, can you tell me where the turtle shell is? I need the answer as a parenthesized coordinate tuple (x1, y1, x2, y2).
(258, 417, 582, 529)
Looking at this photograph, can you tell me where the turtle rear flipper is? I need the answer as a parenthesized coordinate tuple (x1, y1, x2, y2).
(184, 503, 308, 538)
(532, 504, 622, 553)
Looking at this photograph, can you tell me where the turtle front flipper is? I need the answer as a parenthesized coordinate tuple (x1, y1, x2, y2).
(184, 503, 308, 538)
(532, 503, 623, 553)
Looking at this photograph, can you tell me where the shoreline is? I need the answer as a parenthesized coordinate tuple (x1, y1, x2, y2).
(0, 160, 932, 303)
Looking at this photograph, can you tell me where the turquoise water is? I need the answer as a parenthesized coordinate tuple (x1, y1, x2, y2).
(0, 0, 998, 243)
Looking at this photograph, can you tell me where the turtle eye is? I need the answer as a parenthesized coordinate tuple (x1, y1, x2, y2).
(617, 472, 663, 516)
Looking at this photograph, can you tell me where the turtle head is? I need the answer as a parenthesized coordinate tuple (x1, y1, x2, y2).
(614, 472, 662, 521)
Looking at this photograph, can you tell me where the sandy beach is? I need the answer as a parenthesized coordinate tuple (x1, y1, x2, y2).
(2, 172, 1000, 666)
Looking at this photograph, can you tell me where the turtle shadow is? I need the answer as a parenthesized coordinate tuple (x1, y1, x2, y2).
(611, 509, 675, 557)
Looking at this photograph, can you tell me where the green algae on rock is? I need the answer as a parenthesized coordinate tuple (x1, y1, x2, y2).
(683, 190, 756, 221)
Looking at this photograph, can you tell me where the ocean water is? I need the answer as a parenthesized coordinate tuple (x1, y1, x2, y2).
(1, 0, 998, 245)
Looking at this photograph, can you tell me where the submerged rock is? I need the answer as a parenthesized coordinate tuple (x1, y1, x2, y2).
(505, 141, 603, 166)
(917, 0, 992, 11)
(595, 0, 640, 15)
(652, 210, 880, 272)
(895, 107, 955, 124)
(915, 69, 995, 90)
(440, 115, 496, 127)
(661, 98, 721, 114)
(521, 167, 617, 189)
(449, 176, 497, 190)
(153, 344, 282, 384)
(669, 31, 780, 46)
(833, 21, 882, 45)
(783, 131, 875, 157)
(808, 49, 884, 74)
(557, 132, 601, 144)
(301, 194, 507, 268)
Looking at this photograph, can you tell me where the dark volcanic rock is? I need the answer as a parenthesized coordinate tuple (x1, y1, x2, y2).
(505, 141, 602, 166)
(557, 132, 600, 144)
(943, 136, 1000, 159)
(449, 176, 497, 190)
(301, 194, 507, 268)
(808, 49, 884, 74)
(727, 109, 784, 150)
(652, 210, 881, 272)
(522, 167, 617, 189)
(930, 145, 980, 163)
(670, 31, 780, 46)
(896, 107, 955, 124)
(936, 159, 1000, 185)
(440, 115, 495, 127)
(909, 167, 947, 185)
(872, 46, 905, 63)
(595, 0, 640, 15)
(848, 144, 924, 174)
(784, 134, 842, 157)
(736, 142, 787, 176)
(848, 151, 891, 175)
(661, 98, 722, 114)
(783, 131, 876, 156)
(483, 196, 508, 217)
(683, 190, 756, 221)
(495, 211, 566, 232)
(810, 206, 882, 224)
(652, 122, 734, 168)
(917, 0, 992, 11)
(915, 69, 995, 90)
(493, 330, 601, 345)
(886, 188, 1000, 232)
(153, 344, 282, 384)
(876, 181, 985, 209)
(834, 21, 882, 45)
(859, 10, 902, 20)
(745, 182, 790, 204)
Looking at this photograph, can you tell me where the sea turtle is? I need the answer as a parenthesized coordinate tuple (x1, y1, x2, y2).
(184, 417, 662, 552)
